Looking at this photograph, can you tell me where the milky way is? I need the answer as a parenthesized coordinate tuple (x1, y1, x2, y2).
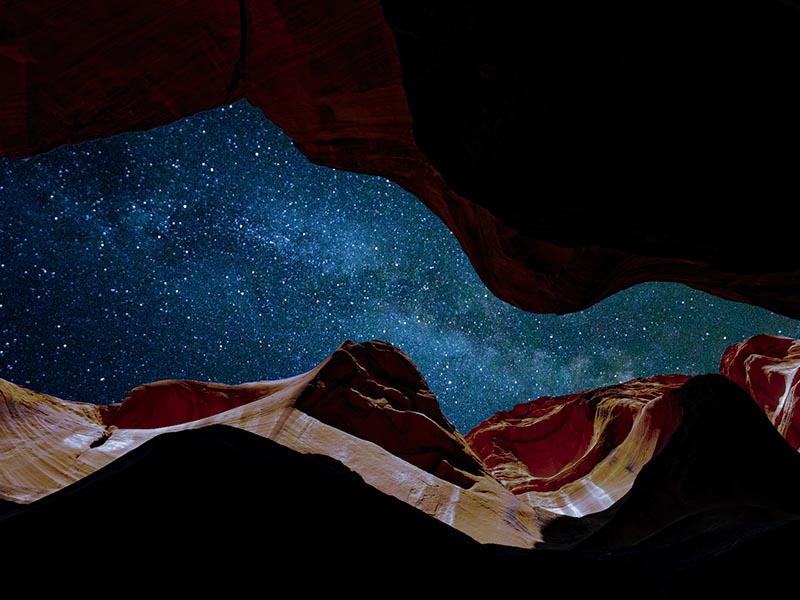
(1, 100, 798, 432)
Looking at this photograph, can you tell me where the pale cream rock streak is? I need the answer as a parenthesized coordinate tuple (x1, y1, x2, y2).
(0, 372, 549, 547)
(518, 386, 680, 517)
(764, 361, 800, 439)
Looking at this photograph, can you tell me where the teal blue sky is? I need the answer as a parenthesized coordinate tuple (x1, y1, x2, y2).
(2, 101, 797, 432)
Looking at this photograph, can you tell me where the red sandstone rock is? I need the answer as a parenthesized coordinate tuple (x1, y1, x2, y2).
(2, 2, 799, 318)
(0, 340, 531, 545)
(0, 337, 706, 545)
(721, 334, 800, 449)
(466, 375, 689, 516)
(2, 336, 800, 558)
(295, 340, 485, 486)
(557, 373, 800, 557)
(110, 379, 284, 430)
(106, 340, 486, 487)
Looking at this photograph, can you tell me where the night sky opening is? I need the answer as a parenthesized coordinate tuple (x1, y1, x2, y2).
(1, 100, 798, 433)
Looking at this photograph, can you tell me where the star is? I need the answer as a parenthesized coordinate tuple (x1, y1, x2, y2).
(1, 100, 798, 433)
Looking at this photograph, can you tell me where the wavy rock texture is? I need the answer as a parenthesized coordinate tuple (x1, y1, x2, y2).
(466, 375, 688, 517)
(4, 336, 800, 566)
(721, 334, 800, 449)
(0, 340, 548, 548)
(541, 374, 800, 559)
(2, 1, 799, 317)
(0, 380, 110, 503)
(0, 424, 509, 596)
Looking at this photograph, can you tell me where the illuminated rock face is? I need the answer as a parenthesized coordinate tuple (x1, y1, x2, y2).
(2, 337, 800, 595)
(721, 334, 800, 449)
(0, 341, 549, 548)
(4, 336, 800, 556)
(293, 341, 486, 487)
(0, 379, 110, 504)
(544, 373, 800, 557)
(3, 1, 800, 318)
(5, 342, 691, 525)
(465, 375, 688, 516)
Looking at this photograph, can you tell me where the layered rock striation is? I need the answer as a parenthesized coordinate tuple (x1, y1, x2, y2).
(0, 340, 546, 548)
(466, 375, 688, 517)
(721, 334, 800, 449)
(3, 335, 800, 564)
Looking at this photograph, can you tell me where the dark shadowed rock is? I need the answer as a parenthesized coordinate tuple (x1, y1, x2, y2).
(2, 1, 799, 317)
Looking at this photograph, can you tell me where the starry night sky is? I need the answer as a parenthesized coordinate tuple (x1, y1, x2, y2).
(1, 100, 798, 433)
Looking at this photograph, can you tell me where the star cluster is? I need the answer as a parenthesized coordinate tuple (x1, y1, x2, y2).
(1, 101, 798, 432)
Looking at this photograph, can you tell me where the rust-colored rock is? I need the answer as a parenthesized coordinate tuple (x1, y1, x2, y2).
(721, 334, 800, 449)
(110, 379, 287, 430)
(2, 337, 800, 595)
(0, 378, 108, 503)
(546, 374, 800, 558)
(2, 2, 799, 318)
(0, 340, 540, 547)
(295, 341, 485, 486)
(466, 375, 688, 516)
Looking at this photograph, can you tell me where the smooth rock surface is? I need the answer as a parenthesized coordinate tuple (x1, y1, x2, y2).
(466, 375, 688, 516)
(721, 334, 800, 449)
(0, 340, 550, 547)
